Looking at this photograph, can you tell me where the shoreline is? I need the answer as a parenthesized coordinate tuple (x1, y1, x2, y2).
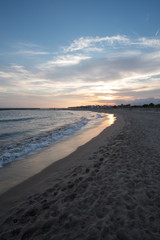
(0, 112, 123, 219)
(0, 112, 115, 195)
(1, 110, 160, 239)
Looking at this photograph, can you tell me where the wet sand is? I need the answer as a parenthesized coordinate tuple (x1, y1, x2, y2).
(0, 110, 160, 240)
(0, 113, 114, 195)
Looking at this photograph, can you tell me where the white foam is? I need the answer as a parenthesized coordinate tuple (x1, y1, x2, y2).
(0, 117, 90, 167)
(0, 111, 107, 167)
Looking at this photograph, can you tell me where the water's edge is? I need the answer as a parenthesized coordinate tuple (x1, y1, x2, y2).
(0, 113, 115, 194)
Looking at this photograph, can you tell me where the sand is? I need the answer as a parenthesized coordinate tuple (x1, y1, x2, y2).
(0, 110, 160, 240)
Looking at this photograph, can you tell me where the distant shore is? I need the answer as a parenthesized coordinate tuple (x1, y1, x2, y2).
(0, 105, 160, 111)
(0, 110, 160, 240)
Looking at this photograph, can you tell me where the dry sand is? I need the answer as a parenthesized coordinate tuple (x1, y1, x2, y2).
(0, 110, 160, 240)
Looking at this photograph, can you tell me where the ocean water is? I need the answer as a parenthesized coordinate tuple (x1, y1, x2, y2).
(0, 110, 109, 168)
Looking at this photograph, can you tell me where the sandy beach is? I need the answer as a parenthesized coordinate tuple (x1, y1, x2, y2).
(0, 110, 160, 240)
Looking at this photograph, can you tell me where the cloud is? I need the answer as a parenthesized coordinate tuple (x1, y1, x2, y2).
(15, 50, 49, 55)
(0, 64, 35, 92)
(63, 35, 130, 53)
(138, 37, 160, 48)
(155, 29, 159, 37)
(12, 41, 50, 56)
(62, 35, 160, 54)
(0, 71, 12, 79)
(17, 42, 42, 48)
(37, 48, 160, 89)
(41, 54, 91, 68)
(11, 65, 30, 73)
(1, 35, 160, 107)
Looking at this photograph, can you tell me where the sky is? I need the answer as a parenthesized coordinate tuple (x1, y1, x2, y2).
(0, 0, 160, 108)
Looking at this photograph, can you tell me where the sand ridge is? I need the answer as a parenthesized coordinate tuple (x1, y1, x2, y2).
(0, 111, 160, 240)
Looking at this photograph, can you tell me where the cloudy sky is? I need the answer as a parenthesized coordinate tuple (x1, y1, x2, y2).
(0, 0, 160, 107)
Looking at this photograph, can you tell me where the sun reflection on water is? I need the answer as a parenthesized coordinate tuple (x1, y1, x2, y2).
(108, 114, 115, 125)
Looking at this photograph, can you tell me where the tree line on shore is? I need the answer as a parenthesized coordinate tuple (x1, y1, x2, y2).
(69, 102, 160, 110)
(112, 103, 160, 108)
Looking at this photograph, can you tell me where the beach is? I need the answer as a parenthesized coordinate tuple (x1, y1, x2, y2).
(0, 110, 160, 240)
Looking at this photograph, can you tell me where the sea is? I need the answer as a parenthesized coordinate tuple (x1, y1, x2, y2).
(0, 109, 113, 168)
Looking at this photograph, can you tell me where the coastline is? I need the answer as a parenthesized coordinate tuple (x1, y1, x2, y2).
(0, 110, 160, 239)
(0, 112, 115, 195)
(0, 112, 122, 218)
